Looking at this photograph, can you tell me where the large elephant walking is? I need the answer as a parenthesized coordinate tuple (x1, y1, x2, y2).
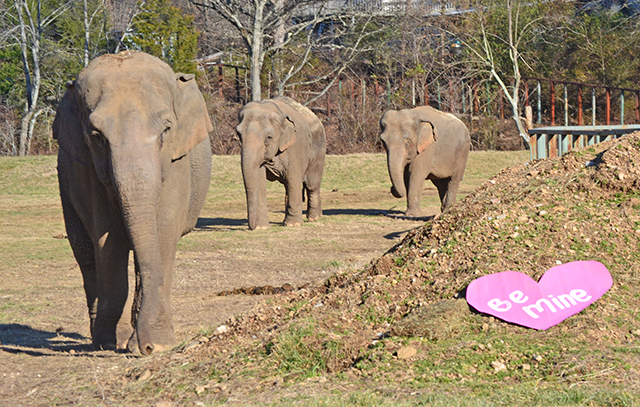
(380, 106, 470, 217)
(237, 96, 326, 230)
(53, 51, 212, 355)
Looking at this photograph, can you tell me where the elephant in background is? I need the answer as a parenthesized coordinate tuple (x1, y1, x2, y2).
(380, 105, 470, 217)
(237, 96, 326, 230)
(53, 51, 212, 355)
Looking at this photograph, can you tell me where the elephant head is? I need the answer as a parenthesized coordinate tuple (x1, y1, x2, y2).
(379, 109, 438, 198)
(236, 101, 296, 230)
(53, 51, 212, 354)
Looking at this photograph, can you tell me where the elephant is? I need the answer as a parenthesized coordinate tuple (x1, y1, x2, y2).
(380, 105, 470, 217)
(236, 96, 326, 230)
(53, 51, 212, 355)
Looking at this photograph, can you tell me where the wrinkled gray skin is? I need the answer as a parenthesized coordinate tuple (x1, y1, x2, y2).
(237, 96, 326, 230)
(53, 51, 212, 355)
(380, 105, 470, 217)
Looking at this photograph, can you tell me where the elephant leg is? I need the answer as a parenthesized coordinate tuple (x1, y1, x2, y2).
(304, 160, 324, 221)
(183, 138, 212, 235)
(60, 197, 98, 339)
(284, 175, 304, 226)
(432, 178, 453, 212)
(441, 175, 462, 212)
(405, 166, 425, 217)
(93, 231, 130, 350)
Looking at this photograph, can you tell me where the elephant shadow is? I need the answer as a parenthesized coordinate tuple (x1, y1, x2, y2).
(322, 208, 390, 217)
(195, 217, 247, 230)
(0, 323, 94, 356)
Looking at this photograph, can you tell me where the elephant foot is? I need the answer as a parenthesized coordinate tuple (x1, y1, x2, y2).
(116, 321, 134, 350)
(307, 210, 322, 222)
(248, 219, 270, 230)
(284, 215, 303, 227)
(92, 339, 117, 351)
(404, 208, 424, 218)
(92, 327, 118, 351)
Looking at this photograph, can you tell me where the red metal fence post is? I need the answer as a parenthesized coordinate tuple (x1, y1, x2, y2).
(606, 87, 611, 125)
(235, 67, 240, 101)
(218, 65, 223, 99)
(326, 84, 332, 117)
(635, 91, 640, 122)
(578, 85, 583, 126)
(424, 81, 429, 106)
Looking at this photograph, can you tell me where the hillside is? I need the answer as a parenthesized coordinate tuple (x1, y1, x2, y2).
(107, 135, 640, 405)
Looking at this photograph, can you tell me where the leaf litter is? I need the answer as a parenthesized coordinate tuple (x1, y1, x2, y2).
(107, 133, 640, 405)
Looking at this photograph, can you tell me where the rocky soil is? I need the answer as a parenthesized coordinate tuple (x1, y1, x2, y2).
(88, 134, 640, 404)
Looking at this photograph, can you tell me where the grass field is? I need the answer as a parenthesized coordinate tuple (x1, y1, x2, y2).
(1, 149, 581, 406)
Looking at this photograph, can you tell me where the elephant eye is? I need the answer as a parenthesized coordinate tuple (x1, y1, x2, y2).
(160, 125, 170, 146)
(265, 134, 273, 145)
(90, 129, 106, 148)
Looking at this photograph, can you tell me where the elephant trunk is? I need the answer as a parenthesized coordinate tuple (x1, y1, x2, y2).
(387, 149, 407, 198)
(241, 149, 269, 230)
(111, 146, 172, 355)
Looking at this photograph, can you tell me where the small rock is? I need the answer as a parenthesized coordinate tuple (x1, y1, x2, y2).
(491, 361, 507, 372)
(69, 349, 76, 355)
(538, 210, 547, 216)
(533, 354, 543, 362)
(215, 325, 228, 335)
(397, 347, 417, 360)
(137, 369, 152, 381)
(618, 172, 625, 180)
(183, 341, 200, 352)
(522, 363, 531, 371)
(481, 323, 489, 331)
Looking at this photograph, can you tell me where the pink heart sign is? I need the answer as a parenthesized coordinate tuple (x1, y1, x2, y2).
(466, 261, 612, 330)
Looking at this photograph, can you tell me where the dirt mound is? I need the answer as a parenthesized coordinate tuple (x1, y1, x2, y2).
(112, 133, 640, 403)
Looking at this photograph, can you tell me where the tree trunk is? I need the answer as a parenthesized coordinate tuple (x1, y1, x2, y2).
(18, 109, 33, 156)
(84, 0, 90, 67)
(249, 0, 266, 101)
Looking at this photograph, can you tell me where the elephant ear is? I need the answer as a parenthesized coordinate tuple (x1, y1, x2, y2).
(416, 119, 438, 154)
(278, 115, 296, 153)
(171, 73, 212, 161)
(53, 82, 92, 166)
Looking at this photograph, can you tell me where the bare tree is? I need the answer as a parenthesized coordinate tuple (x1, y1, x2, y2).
(105, 0, 145, 53)
(2, 0, 75, 156)
(191, 0, 385, 102)
(455, 0, 550, 149)
(83, 0, 106, 67)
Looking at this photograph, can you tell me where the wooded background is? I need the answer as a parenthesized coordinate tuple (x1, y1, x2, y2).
(2, 0, 640, 155)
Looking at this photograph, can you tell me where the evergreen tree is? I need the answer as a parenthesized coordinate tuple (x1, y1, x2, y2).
(125, 0, 198, 74)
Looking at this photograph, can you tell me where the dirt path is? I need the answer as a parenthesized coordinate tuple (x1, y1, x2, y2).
(0, 152, 527, 405)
